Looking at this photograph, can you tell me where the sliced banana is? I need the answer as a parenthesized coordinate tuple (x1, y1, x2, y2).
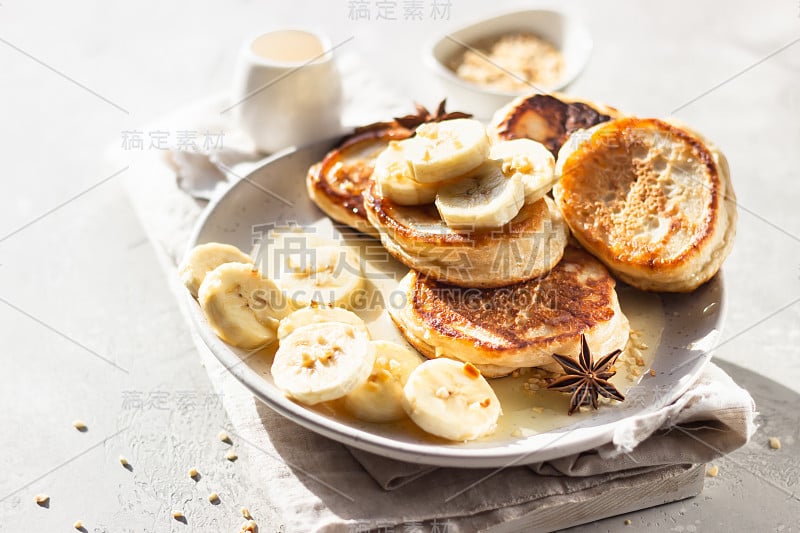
(198, 262, 290, 349)
(490, 138, 557, 203)
(272, 322, 375, 405)
(179, 243, 253, 298)
(403, 358, 501, 441)
(373, 141, 441, 205)
(405, 119, 490, 184)
(343, 340, 423, 423)
(434, 162, 525, 229)
(277, 244, 364, 309)
(277, 305, 369, 341)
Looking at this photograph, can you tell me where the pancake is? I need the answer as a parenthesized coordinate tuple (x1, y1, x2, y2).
(306, 127, 412, 236)
(364, 181, 569, 288)
(391, 247, 630, 371)
(490, 92, 622, 156)
(553, 117, 737, 292)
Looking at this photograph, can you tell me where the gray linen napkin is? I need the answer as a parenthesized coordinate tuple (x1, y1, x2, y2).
(115, 55, 756, 531)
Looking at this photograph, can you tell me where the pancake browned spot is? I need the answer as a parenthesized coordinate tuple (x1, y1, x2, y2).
(306, 127, 412, 235)
(490, 93, 621, 156)
(390, 247, 630, 369)
(553, 117, 737, 292)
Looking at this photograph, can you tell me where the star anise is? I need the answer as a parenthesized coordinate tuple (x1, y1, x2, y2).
(547, 334, 625, 416)
(353, 99, 472, 135)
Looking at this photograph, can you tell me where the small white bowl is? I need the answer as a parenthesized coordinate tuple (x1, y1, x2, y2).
(425, 9, 593, 119)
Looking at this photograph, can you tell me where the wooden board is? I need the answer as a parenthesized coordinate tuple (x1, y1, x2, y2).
(484, 464, 705, 533)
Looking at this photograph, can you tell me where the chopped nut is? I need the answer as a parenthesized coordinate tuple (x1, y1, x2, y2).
(453, 33, 564, 91)
(34, 494, 49, 506)
(649, 369, 657, 377)
(463, 363, 480, 379)
(73, 520, 84, 530)
(226, 451, 238, 462)
(188, 467, 199, 479)
(769, 437, 782, 450)
(706, 465, 719, 477)
(119, 455, 129, 467)
(240, 519, 257, 532)
(218, 430, 231, 444)
(72, 420, 87, 432)
(434, 386, 450, 399)
(241, 507, 252, 519)
(624, 519, 632, 525)
(172, 510, 184, 520)
(208, 492, 220, 504)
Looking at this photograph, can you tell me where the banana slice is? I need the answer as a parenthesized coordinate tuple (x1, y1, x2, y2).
(406, 119, 490, 184)
(434, 162, 525, 229)
(277, 244, 364, 309)
(179, 243, 253, 298)
(490, 138, 556, 203)
(277, 305, 369, 341)
(198, 262, 290, 349)
(403, 358, 501, 441)
(272, 322, 375, 405)
(343, 340, 423, 423)
(373, 141, 441, 205)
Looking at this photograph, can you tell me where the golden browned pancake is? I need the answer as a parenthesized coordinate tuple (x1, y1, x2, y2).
(391, 247, 630, 371)
(306, 127, 412, 236)
(490, 92, 622, 156)
(553, 117, 737, 292)
(364, 181, 569, 288)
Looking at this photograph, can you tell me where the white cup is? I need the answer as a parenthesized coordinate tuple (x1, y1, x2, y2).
(231, 29, 343, 153)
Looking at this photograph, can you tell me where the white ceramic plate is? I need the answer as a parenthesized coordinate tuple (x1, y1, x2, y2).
(185, 138, 725, 468)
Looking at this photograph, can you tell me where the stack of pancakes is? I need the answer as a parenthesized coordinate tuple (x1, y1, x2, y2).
(305, 93, 736, 376)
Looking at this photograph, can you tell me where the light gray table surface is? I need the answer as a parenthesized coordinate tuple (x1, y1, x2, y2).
(1, 0, 799, 531)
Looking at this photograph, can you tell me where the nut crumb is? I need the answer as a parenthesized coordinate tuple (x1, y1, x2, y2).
(73, 520, 84, 530)
(226, 451, 238, 462)
(172, 510, 184, 520)
(239, 519, 257, 532)
(208, 492, 220, 504)
(119, 455, 129, 467)
(188, 467, 199, 479)
(649, 369, 656, 377)
(453, 32, 564, 91)
(218, 430, 231, 444)
(706, 465, 719, 477)
(34, 494, 49, 506)
(624, 519, 632, 525)
(72, 420, 87, 432)
(769, 437, 782, 450)
(241, 507, 252, 519)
